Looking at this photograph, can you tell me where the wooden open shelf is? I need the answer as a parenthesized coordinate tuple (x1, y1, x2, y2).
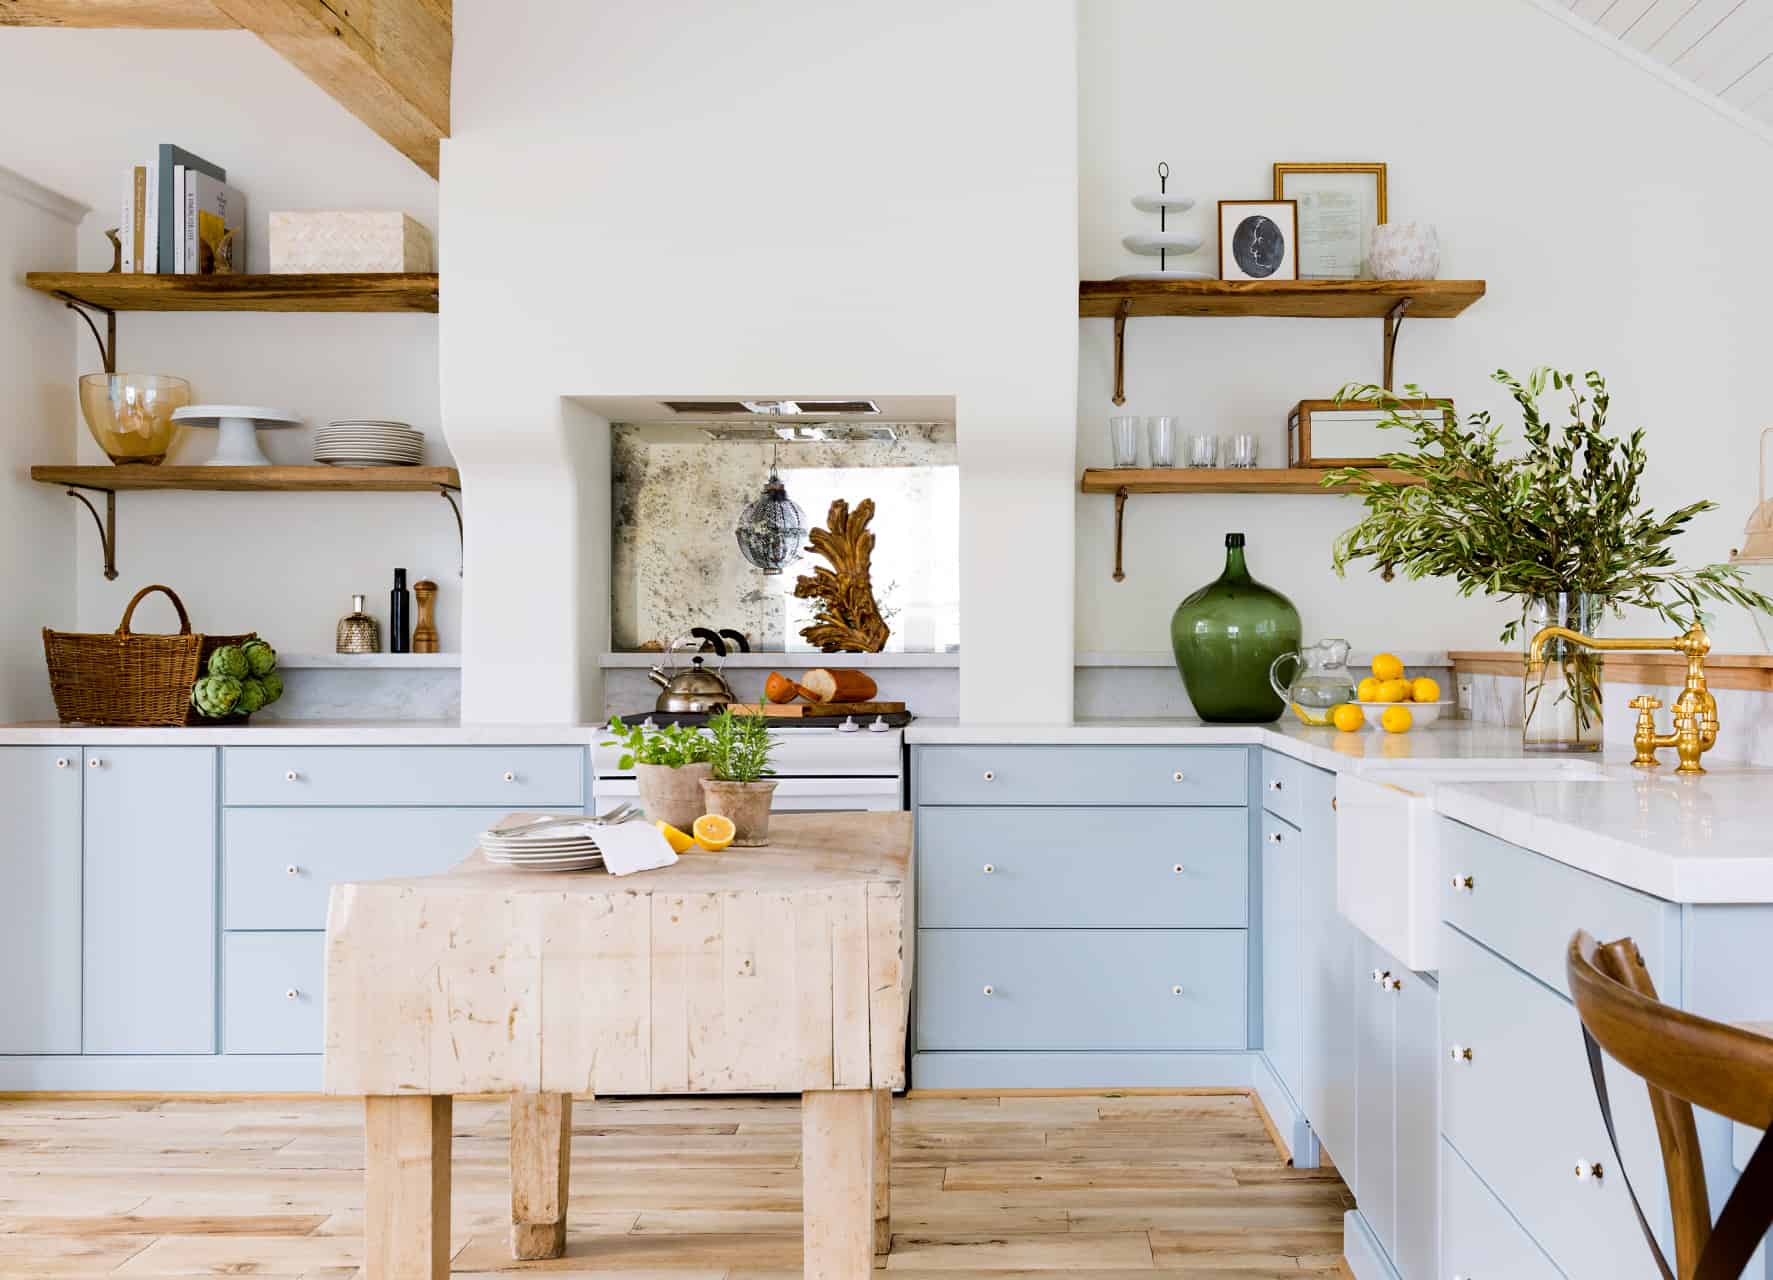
(31, 465, 458, 492)
(1079, 278, 1485, 319)
(25, 272, 439, 314)
(1081, 467, 1419, 495)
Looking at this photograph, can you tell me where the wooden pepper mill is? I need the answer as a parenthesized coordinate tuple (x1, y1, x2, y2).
(412, 579, 439, 654)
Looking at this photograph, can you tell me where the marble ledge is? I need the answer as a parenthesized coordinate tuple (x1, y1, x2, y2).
(278, 653, 462, 669)
(0, 720, 596, 746)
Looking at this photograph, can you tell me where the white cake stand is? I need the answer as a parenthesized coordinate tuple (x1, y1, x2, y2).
(173, 405, 303, 466)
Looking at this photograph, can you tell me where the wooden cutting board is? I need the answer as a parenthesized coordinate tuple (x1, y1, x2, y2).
(728, 701, 907, 718)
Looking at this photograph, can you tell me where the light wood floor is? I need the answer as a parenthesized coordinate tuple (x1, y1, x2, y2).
(0, 1089, 1351, 1277)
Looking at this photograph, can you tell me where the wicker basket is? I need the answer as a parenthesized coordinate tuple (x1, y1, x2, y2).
(43, 585, 205, 727)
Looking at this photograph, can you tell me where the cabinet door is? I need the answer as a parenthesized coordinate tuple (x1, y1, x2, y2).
(84, 747, 216, 1055)
(1300, 767, 1358, 1184)
(1354, 937, 1397, 1259)
(1391, 967, 1439, 1280)
(1261, 810, 1303, 1102)
(0, 748, 82, 1053)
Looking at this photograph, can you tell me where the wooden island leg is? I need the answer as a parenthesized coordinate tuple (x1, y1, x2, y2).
(804, 1088, 888, 1278)
(364, 1095, 452, 1280)
(872, 1088, 892, 1260)
(510, 1091, 573, 1260)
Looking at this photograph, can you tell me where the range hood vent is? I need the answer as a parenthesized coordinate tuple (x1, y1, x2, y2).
(663, 398, 882, 417)
(662, 400, 754, 415)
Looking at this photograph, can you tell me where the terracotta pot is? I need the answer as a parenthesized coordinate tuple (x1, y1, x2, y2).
(635, 762, 713, 830)
(700, 779, 779, 847)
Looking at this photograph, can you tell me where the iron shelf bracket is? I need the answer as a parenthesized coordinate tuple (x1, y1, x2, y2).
(64, 485, 119, 580)
(55, 293, 117, 374)
(1111, 299, 1132, 406)
(1112, 486, 1129, 582)
(1382, 297, 1412, 391)
(439, 484, 463, 576)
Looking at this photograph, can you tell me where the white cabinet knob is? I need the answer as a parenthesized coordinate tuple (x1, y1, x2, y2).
(1172, 771, 1185, 782)
(1170, 985, 1184, 996)
(1268, 779, 1284, 792)
(284, 988, 300, 1000)
(285, 864, 300, 876)
(1371, 968, 1389, 986)
(1449, 1044, 1474, 1063)
(1451, 874, 1474, 892)
(1267, 831, 1284, 844)
(1386, 976, 1403, 992)
(982, 770, 995, 781)
(981, 984, 995, 996)
(285, 770, 299, 782)
(1574, 1161, 1604, 1182)
(982, 863, 995, 874)
(87, 758, 102, 769)
(503, 771, 516, 782)
(54, 757, 69, 769)
(1172, 863, 1185, 875)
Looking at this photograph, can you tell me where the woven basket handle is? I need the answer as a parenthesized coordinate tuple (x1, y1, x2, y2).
(116, 585, 193, 636)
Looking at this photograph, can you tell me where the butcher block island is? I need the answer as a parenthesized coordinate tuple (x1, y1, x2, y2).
(323, 810, 912, 1280)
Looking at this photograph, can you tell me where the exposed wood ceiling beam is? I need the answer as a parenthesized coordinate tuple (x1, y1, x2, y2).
(0, 0, 449, 179)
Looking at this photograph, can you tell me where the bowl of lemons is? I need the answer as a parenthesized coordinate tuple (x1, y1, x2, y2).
(1328, 653, 1450, 734)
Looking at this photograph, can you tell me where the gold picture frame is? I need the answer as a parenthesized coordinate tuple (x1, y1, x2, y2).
(1272, 162, 1388, 280)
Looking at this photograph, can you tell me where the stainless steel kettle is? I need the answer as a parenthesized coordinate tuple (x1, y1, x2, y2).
(649, 636, 736, 713)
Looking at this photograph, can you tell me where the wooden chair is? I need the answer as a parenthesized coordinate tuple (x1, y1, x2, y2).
(1567, 931, 1773, 1280)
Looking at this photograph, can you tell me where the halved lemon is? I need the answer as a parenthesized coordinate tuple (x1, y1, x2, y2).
(692, 813, 737, 852)
(655, 820, 695, 854)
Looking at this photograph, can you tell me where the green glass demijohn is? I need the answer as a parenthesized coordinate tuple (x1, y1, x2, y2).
(1170, 532, 1302, 723)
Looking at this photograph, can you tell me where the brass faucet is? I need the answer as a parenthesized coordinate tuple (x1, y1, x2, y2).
(1526, 622, 1718, 774)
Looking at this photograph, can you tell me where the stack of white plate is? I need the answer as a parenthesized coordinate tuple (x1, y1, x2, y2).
(313, 420, 425, 467)
(480, 824, 603, 872)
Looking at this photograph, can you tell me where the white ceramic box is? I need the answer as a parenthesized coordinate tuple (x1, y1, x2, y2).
(268, 211, 434, 273)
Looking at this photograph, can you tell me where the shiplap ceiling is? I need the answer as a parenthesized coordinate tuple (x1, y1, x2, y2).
(1564, 0, 1773, 127)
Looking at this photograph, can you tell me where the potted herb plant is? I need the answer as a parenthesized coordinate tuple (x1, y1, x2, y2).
(1325, 368, 1773, 751)
(603, 716, 713, 830)
(701, 708, 778, 847)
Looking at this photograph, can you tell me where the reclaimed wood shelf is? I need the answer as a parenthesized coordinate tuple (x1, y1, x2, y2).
(1450, 650, 1773, 693)
(32, 466, 461, 581)
(1085, 467, 1421, 582)
(25, 272, 439, 313)
(1080, 278, 1487, 406)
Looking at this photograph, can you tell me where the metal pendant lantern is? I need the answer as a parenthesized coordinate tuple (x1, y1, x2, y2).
(735, 459, 808, 575)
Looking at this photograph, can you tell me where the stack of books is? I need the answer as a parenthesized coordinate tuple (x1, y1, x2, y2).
(119, 145, 246, 274)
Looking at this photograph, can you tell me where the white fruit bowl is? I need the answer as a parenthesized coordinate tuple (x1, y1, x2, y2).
(1354, 700, 1453, 728)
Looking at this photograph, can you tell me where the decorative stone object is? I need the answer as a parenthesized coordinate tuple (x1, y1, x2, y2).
(1369, 221, 1440, 280)
(268, 211, 435, 273)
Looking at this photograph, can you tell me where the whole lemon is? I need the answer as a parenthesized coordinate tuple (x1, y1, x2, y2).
(1356, 676, 1381, 702)
(1331, 703, 1366, 733)
(1378, 678, 1412, 703)
(1411, 676, 1442, 703)
(1371, 652, 1405, 681)
(1380, 705, 1413, 734)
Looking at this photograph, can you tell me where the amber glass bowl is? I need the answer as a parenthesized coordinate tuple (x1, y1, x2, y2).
(79, 373, 192, 464)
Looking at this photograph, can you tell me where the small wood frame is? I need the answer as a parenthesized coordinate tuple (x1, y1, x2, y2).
(793, 499, 890, 653)
(1287, 398, 1453, 468)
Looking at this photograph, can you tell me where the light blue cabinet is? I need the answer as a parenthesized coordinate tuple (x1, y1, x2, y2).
(914, 744, 1247, 807)
(1353, 937, 1397, 1258)
(223, 933, 324, 1055)
(83, 747, 216, 1056)
(1260, 809, 1303, 1104)
(1299, 765, 1359, 1185)
(0, 748, 83, 1054)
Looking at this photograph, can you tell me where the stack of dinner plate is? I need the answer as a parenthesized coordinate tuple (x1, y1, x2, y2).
(312, 420, 425, 467)
(479, 822, 603, 872)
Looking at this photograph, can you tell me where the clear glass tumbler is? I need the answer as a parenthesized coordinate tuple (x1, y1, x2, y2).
(1147, 416, 1179, 468)
(1227, 432, 1259, 469)
(1109, 415, 1141, 467)
(1185, 432, 1219, 468)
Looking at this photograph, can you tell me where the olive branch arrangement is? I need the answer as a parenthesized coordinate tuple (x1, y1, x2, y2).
(1322, 367, 1773, 644)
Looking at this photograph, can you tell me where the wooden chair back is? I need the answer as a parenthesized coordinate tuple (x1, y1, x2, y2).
(1566, 930, 1773, 1280)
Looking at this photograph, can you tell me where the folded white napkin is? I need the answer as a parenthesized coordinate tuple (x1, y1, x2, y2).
(585, 819, 678, 877)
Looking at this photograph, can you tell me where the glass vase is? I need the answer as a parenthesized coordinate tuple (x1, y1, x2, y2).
(1521, 593, 1604, 752)
(1171, 533, 1302, 723)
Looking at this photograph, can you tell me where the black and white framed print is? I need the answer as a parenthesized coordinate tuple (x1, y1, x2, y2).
(1217, 200, 1298, 282)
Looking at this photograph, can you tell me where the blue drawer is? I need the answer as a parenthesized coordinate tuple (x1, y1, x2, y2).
(1441, 1138, 1561, 1280)
(914, 745, 1247, 808)
(917, 806, 1248, 928)
(224, 807, 514, 930)
(1441, 818, 1679, 997)
(914, 928, 1247, 1050)
(224, 746, 584, 808)
(223, 932, 323, 1055)
(1439, 924, 1669, 1275)
(1259, 750, 1304, 825)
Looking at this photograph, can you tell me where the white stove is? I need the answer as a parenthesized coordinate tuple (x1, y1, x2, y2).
(592, 719, 906, 812)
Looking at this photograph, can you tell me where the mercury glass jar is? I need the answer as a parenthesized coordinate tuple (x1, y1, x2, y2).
(336, 594, 380, 654)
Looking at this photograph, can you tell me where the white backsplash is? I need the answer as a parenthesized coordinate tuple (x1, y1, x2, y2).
(255, 667, 462, 722)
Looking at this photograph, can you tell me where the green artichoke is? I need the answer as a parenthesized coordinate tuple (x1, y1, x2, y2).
(191, 674, 243, 717)
(242, 638, 277, 676)
(237, 678, 267, 715)
(257, 670, 285, 704)
(208, 645, 249, 679)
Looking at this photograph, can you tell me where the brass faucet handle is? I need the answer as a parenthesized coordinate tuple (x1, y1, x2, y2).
(1630, 695, 1665, 769)
(1629, 695, 1663, 712)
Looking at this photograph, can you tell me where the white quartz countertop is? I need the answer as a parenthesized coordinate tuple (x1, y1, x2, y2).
(0, 720, 599, 746)
(907, 718, 1773, 903)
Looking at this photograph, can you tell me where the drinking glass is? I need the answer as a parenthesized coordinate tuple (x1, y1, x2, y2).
(1147, 416, 1179, 468)
(1226, 432, 1259, 469)
(1108, 415, 1141, 467)
(1185, 432, 1219, 468)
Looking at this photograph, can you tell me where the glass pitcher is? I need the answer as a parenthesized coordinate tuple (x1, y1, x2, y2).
(1268, 638, 1358, 726)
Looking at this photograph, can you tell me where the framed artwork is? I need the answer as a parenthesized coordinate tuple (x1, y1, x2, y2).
(1218, 200, 1298, 282)
(1272, 162, 1388, 280)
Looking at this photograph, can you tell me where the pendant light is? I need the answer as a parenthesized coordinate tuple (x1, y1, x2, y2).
(735, 446, 808, 575)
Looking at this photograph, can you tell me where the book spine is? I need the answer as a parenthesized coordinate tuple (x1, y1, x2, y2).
(131, 166, 146, 273)
(120, 170, 135, 273)
(172, 167, 185, 273)
(142, 160, 158, 273)
(184, 181, 197, 275)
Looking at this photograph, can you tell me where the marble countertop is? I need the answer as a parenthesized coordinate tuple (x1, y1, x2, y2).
(0, 720, 598, 746)
(906, 717, 1773, 903)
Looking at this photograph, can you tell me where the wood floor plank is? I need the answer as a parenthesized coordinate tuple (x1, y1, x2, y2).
(886, 1231, 1157, 1270)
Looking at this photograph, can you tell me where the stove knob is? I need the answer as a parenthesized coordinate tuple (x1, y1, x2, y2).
(868, 715, 891, 732)
(838, 716, 860, 733)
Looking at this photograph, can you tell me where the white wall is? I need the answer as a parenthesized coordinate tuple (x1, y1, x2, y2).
(1078, 0, 1773, 658)
(0, 168, 83, 720)
(442, 0, 1079, 724)
(0, 30, 449, 656)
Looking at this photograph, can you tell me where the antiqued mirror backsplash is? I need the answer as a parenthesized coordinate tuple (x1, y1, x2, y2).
(611, 423, 958, 653)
